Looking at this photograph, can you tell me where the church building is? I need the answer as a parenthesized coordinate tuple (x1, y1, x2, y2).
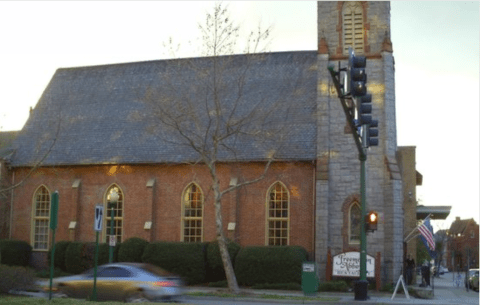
(1, 2, 415, 284)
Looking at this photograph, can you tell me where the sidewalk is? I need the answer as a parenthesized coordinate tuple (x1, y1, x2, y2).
(185, 275, 479, 305)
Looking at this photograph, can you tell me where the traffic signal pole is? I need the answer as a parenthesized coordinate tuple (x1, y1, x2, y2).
(328, 51, 375, 300)
(359, 153, 368, 290)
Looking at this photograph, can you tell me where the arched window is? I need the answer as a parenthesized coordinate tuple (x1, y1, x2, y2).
(266, 182, 289, 246)
(104, 185, 124, 244)
(343, 2, 365, 54)
(32, 185, 50, 250)
(349, 202, 362, 244)
(182, 183, 204, 242)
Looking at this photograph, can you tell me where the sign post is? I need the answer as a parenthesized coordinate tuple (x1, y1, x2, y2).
(92, 205, 103, 302)
(48, 191, 59, 301)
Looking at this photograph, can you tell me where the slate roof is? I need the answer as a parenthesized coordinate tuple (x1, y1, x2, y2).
(0, 131, 18, 150)
(7, 51, 317, 167)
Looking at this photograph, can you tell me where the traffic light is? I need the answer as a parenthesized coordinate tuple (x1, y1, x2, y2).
(348, 49, 367, 98)
(357, 94, 373, 125)
(366, 120, 379, 147)
(365, 211, 378, 232)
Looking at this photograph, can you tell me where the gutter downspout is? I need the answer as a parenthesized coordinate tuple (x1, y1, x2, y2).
(9, 170, 14, 239)
(312, 160, 316, 259)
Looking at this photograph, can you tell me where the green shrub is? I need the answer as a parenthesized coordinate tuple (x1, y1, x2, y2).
(234, 246, 307, 286)
(252, 282, 302, 290)
(64, 242, 85, 274)
(206, 239, 241, 282)
(98, 242, 121, 265)
(0, 240, 32, 267)
(35, 267, 72, 279)
(142, 241, 208, 284)
(47, 241, 71, 272)
(81, 242, 97, 271)
(0, 264, 36, 293)
(208, 280, 228, 288)
(380, 282, 394, 292)
(118, 237, 149, 262)
(64, 241, 123, 275)
(318, 280, 349, 292)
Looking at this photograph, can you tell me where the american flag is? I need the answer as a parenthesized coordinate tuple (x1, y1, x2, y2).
(418, 216, 435, 251)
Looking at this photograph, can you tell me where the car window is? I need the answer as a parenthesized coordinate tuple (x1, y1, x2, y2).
(97, 267, 132, 278)
(83, 267, 104, 277)
(140, 264, 175, 277)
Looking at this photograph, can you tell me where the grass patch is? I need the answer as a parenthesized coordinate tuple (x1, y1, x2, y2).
(186, 291, 340, 302)
(0, 296, 179, 305)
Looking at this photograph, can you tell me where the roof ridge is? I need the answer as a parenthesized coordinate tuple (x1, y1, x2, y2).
(56, 50, 317, 72)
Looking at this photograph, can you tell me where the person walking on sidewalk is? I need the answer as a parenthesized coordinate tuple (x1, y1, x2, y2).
(405, 254, 415, 285)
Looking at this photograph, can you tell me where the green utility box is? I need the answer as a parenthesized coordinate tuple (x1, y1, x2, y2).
(301, 262, 319, 295)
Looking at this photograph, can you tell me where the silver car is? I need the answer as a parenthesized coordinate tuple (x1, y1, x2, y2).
(47, 263, 183, 302)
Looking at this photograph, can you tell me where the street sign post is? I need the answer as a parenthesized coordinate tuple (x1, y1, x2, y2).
(92, 205, 103, 301)
(94, 205, 103, 232)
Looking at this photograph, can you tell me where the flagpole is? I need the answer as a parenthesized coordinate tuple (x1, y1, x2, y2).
(404, 214, 433, 242)
(404, 232, 420, 243)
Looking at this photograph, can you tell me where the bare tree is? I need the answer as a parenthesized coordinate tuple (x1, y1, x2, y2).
(0, 110, 62, 238)
(143, 3, 312, 293)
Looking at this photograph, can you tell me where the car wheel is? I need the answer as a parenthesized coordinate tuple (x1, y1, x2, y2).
(125, 291, 149, 303)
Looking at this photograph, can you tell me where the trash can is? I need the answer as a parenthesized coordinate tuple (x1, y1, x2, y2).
(301, 262, 318, 296)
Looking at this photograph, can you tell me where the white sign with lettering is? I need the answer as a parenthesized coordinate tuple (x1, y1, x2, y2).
(332, 252, 375, 278)
(109, 235, 116, 246)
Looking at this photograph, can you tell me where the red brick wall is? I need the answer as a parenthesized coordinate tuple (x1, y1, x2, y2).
(447, 221, 479, 270)
(10, 161, 315, 255)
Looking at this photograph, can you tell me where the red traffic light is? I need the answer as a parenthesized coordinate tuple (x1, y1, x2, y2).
(365, 211, 378, 232)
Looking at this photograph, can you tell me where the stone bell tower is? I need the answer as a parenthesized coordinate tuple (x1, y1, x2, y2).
(315, 1, 403, 284)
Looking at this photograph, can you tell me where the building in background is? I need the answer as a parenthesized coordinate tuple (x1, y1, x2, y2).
(447, 217, 479, 271)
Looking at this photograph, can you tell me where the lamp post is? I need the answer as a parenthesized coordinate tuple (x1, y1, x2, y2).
(108, 188, 119, 263)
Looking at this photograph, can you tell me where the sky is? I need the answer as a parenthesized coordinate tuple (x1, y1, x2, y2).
(0, 1, 478, 229)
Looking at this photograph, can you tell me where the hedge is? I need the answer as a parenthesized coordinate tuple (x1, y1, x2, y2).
(318, 280, 349, 292)
(234, 246, 307, 286)
(64, 242, 85, 274)
(98, 242, 121, 265)
(47, 241, 71, 272)
(0, 264, 36, 293)
(142, 242, 208, 284)
(64, 242, 122, 274)
(206, 239, 241, 282)
(0, 240, 32, 267)
(118, 237, 148, 263)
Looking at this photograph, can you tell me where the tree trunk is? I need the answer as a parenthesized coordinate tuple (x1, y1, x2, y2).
(212, 179, 240, 294)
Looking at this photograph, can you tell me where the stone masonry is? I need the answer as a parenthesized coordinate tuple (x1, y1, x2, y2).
(316, 1, 403, 284)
